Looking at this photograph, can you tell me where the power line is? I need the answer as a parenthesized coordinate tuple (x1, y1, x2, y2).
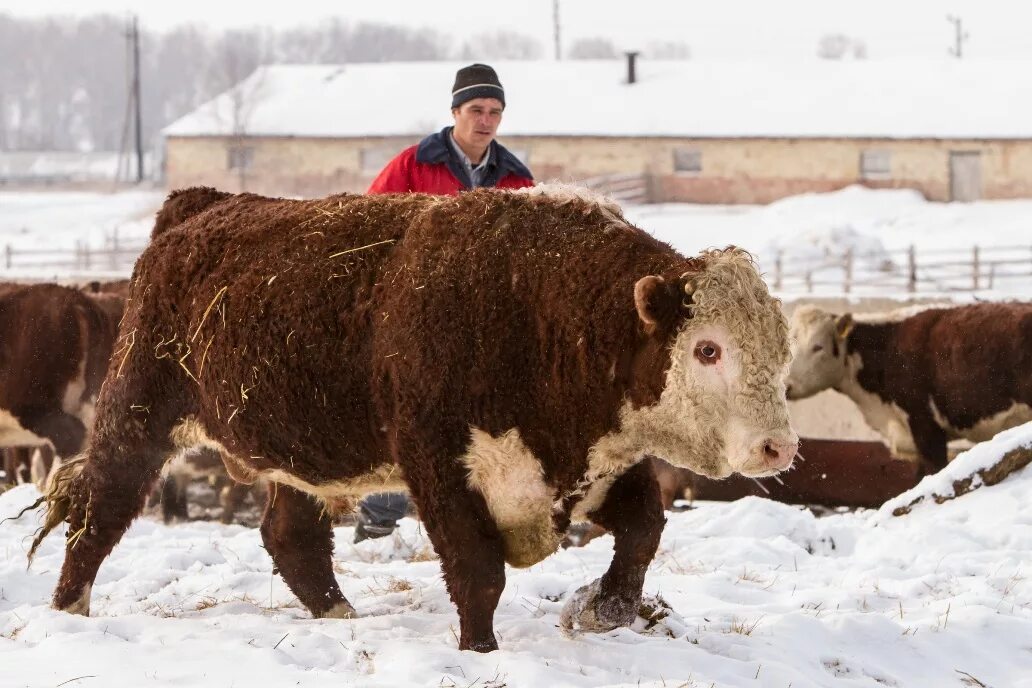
(553, 0, 561, 60)
(131, 15, 144, 182)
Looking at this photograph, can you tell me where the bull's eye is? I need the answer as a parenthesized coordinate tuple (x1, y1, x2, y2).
(811, 344, 824, 353)
(694, 340, 721, 365)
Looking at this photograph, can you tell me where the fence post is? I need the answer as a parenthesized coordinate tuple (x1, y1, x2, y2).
(774, 250, 783, 291)
(110, 227, 120, 270)
(843, 248, 854, 294)
(972, 245, 980, 290)
(4, 244, 11, 270)
(805, 271, 813, 294)
(988, 263, 996, 290)
(907, 245, 917, 293)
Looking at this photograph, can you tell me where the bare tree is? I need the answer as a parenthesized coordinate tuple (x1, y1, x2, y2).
(817, 33, 868, 60)
(645, 40, 691, 60)
(460, 31, 543, 60)
(568, 37, 620, 59)
(208, 32, 272, 191)
(0, 13, 458, 154)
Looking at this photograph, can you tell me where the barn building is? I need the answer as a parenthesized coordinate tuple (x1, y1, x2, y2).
(162, 58, 1032, 203)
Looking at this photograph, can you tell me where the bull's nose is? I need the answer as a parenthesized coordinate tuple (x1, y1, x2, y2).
(761, 438, 799, 470)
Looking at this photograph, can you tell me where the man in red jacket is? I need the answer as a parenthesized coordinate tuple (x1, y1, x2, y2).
(367, 63, 534, 195)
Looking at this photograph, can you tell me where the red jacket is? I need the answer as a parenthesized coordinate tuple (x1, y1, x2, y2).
(367, 127, 534, 195)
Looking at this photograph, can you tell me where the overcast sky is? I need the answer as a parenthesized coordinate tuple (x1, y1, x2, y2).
(4, 0, 1032, 59)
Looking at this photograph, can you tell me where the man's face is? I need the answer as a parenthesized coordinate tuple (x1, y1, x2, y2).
(451, 97, 504, 151)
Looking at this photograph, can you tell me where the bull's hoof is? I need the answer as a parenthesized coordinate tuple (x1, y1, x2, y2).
(459, 636, 499, 653)
(318, 601, 358, 619)
(54, 584, 92, 616)
(558, 579, 638, 636)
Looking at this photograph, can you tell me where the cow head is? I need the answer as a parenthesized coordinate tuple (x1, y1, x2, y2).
(784, 305, 854, 400)
(628, 248, 798, 479)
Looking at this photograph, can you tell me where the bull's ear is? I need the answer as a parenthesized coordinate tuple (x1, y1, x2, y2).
(835, 313, 854, 340)
(635, 276, 680, 333)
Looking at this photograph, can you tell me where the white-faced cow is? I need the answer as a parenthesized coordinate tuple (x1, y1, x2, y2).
(31, 185, 797, 652)
(786, 303, 1032, 474)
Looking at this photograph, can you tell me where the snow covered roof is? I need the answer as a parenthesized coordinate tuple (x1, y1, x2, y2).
(163, 59, 1032, 140)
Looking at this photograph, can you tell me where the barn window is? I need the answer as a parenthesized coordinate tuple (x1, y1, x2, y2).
(227, 146, 254, 171)
(673, 148, 702, 174)
(860, 150, 891, 179)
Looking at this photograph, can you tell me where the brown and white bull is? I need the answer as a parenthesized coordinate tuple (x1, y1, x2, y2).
(32, 185, 797, 652)
(785, 303, 1032, 473)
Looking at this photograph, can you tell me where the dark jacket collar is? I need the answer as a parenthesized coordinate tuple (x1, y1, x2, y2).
(415, 126, 532, 189)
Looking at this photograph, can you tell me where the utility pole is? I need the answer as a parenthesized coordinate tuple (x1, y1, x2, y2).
(946, 14, 969, 58)
(131, 15, 144, 182)
(553, 0, 561, 60)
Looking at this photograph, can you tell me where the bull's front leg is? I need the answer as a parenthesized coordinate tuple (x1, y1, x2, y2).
(906, 410, 949, 476)
(395, 427, 507, 652)
(259, 483, 356, 619)
(560, 458, 665, 634)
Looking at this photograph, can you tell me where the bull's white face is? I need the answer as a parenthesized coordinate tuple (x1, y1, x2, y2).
(785, 306, 850, 401)
(649, 321, 797, 479)
(624, 250, 799, 479)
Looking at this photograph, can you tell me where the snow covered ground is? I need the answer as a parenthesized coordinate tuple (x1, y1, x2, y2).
(0, 189, 161, 281)
(2, 185, 1029, 298)
(2, 423, 1030, 687)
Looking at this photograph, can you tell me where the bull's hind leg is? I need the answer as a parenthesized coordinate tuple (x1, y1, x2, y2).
(31, 354, 189, 615)
(259, 483, 355, 618)
(561, 459, 665, 634)
(44, 412, 180, 614)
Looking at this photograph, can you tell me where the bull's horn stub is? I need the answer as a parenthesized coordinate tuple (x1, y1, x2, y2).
(681, 274, 698, 297)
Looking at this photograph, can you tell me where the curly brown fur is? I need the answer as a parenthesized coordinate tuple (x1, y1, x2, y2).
(151, 187, 233, 239)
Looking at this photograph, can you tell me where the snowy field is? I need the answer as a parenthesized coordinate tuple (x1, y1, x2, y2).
(1, 423, 1031, 687)
(1, 185, 1031, 299)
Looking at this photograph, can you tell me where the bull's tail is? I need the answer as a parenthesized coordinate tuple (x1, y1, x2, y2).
(25, 454, 87, 565)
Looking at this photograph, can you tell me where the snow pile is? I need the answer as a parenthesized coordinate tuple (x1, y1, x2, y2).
(881, 420, 1032, 517)
(3, 424, 1031, 686)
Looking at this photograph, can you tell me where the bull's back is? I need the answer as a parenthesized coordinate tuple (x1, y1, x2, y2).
(919, 302, 1032, 433)
(121, 192, 433, 478)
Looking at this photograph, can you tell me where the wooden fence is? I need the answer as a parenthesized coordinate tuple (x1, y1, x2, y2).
(3, 229, 147, 276)
(769, 244, 1032, 295)
(577, 172, 649, 204)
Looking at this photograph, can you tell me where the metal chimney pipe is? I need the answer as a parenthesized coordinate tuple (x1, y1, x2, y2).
(625, 51, 640, 84)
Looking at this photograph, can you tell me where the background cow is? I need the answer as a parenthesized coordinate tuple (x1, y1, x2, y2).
(786, 303, 1032, 473)
(0, 284, 119, 468)
(160, 446, 261, 525)
(32, 185, 797, 653)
